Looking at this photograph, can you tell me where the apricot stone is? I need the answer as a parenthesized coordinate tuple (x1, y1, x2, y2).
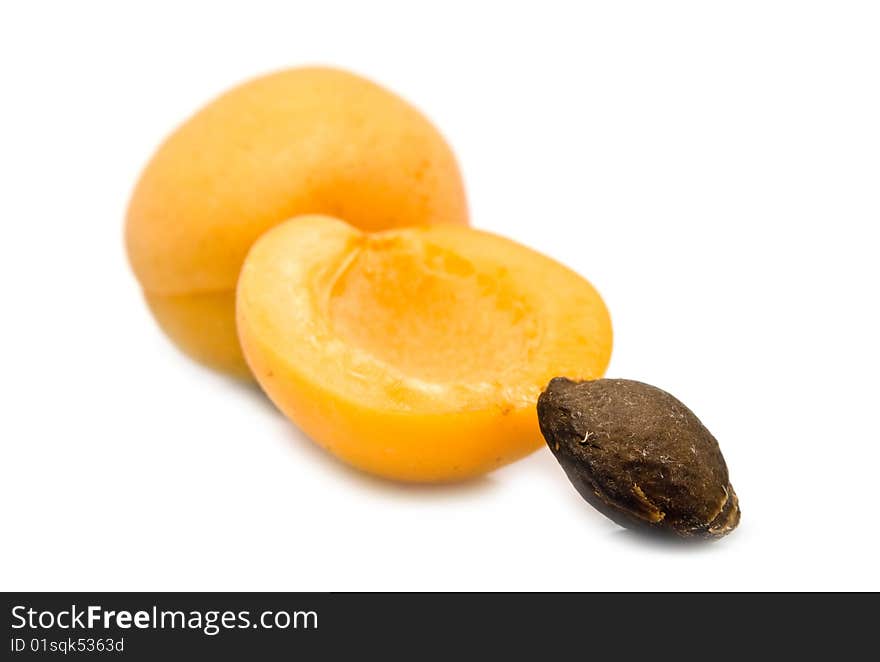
(126, 67, 468, 377)
(236, 215, 613, 482)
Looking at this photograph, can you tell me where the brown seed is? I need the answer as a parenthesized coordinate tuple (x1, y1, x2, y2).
(537, 377, 740, 539)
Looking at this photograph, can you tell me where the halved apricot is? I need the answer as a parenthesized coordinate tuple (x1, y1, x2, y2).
(237, 215, 612, 482)
(126, 67, 468, 377)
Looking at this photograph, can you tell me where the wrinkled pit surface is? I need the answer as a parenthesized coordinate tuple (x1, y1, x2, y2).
(327, 235, 539, 383)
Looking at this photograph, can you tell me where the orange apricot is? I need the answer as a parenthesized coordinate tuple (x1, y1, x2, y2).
(236, 215, 612, 482)
(126, 67, 468, 377)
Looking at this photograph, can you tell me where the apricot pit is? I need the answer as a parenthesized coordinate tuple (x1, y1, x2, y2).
(538, 378, 740, 538)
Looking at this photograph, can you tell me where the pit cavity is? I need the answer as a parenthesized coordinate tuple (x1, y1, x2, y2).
(327, 236, 538, 383)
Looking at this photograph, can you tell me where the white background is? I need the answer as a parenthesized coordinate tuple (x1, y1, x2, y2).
(2, 1, 878, 591)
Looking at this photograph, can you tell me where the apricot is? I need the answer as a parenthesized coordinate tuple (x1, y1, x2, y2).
(236, 215, 613, 482)
(126, 67, 468, 377)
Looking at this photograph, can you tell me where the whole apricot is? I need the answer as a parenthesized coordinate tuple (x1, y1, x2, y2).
(126, 67, 468, 377)
(236, 215, 612, 482)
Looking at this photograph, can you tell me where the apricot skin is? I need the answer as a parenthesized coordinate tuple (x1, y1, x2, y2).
(237, 215, 612, 482)
(126, 67, 468, 377)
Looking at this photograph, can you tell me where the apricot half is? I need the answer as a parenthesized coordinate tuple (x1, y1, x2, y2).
(126, 67, 468, 377)
(237, 215, 613, 482)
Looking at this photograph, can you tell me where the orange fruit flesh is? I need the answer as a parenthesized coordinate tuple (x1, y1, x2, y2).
(237, 215, 613, 482)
